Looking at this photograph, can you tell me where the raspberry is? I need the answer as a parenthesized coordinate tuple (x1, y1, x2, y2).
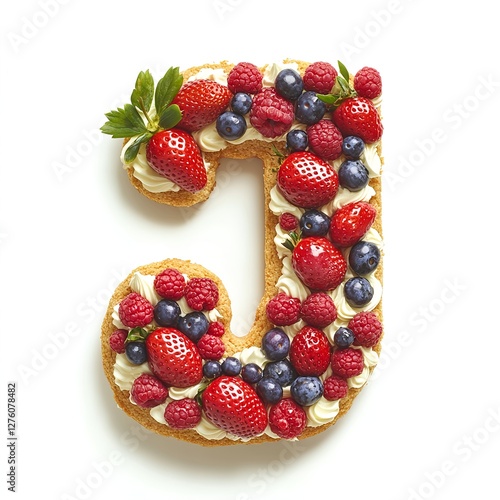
(289, 326, 331, 376)
(323, 375, 349, 401)
(227, 62, 263, 94)
(307, 120, 343, 161)
(303, 61, 338, 94)
(118, 292, 154, 328)
(354, 67, 382, 99)
(109, 329, 127, 353)
(197, 335, 225, 360)
(185, 277, 219, 311)
(249, 88, 295, 138)
(268, 398, 307, 439)
(154, 268, 186, 300)
(207, 320, 225, 337)
(164, 398, 202, 429)
(300, 293, 337, 328)
(266, 292, 301, 326)
(279, 212, 298, 231)
(331, 348, 364, 378)
(130, 373, 168, 408)
(348, 311, 383, 347)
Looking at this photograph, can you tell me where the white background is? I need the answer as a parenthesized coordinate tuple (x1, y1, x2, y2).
(2, 0, 500, 499)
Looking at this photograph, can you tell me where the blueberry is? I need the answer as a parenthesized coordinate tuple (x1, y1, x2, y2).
(344, 277, 374, 307)
(241, 363, 263, 384)
(342, 136, 365, 159)
(203, 360, 222, 379)
(262, 328, 290, 361)
(338, 160, 369, 192)
(299, 209, 330, 237)
(334, 327, 355, 349)
(286, 129, 308, 152)
(295, 91, 326, 125)
(290, 376, 323, 406)
(177, 312, 209, 343)
(275, 68, 304, 101)
(154, 299, 181, 327)
(231, 92, 253, 115)
(256, 376, 283, 404)
(125, 341, 147, 365)
(349, 241, 381, 275)
(216, 111, 247, 140)
(221, 357, 242, 376)
(263, 359, 297, 387)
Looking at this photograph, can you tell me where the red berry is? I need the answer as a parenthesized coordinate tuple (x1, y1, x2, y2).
(118, 292, 154, 328)
(331, 348, 364, 378)
(197, 335, 225, 360)
(329, 201, 377, 248)
(348, 311, 383, 347)
(307, 119, 343, 161)
(354, 67, 382, 99)
(109, 329, 128, 353)
(333, 97, 383, 143)
(300, 293, 337, 328)
(207, 321, 225, 337)
(249, 87, 295, 138)
(227, 62, 263, 94)
(266, 293, 301, 326)
(323, 375, 349, 401)
(279, 212, 299, 231)
(185, 277, 219, 311)
(303, 61, 338, 94)
(154, 268, 186, 300)
(164, 398, 202, 429)
(130, 373, 168, 408)
(289, 326, 331, 376)
(269, 398, 307, 439)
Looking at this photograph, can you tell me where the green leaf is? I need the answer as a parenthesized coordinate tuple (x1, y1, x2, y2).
(126, 327, 149, 343)
(317, 94, 337, 105)
(123, 132, 153, 163)
(100, 104, 148, 138)
(337, 76, 350, 94)
(158, 104, 182, 130)
(131, 70, 154, 114)
(155, 67, 183, 116)
(338, 60, 350, 82)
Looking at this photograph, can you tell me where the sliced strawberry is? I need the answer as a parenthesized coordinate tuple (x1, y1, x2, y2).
(329, 201, 377, 248)
(146, 129, 207, 193)
(333, 97, 383, 143)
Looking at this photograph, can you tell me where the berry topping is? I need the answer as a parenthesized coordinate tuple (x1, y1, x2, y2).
(125, 341, 148, 365)
(130, 373, 169, 408)
(185, 277, 219, 311)
(256, 376, 283, 404)
(203, 360, 222, 379)
(154, 268, 186, 300)
(331, 348, 364, 378)
(323, 375, 349, 401)
(329, 201, 377, 248)
(342, 135, 365, 159)
(109, 329, 127, 354)
(299, 209, 330, 238)
(263, 359, 297, 387)
(344, 277, 374, 307)
(286, 129, 308, 152)
(118, 292, 154, 328)
(216, 111, 247, 140)
(279, 212, 299, 231)
(333, 97, 383, 143)
(231, 92, 253, 114)
(227, 62, 263, 94)
(249, 88, 295, 138)
(275, 68, 304, 101)
(290, 376, 323, 406)
(303, 61, 338, 94)
(241, 363, 263, 384)
(177, 311, 210, 343)
(154, 299, 181, 327)
(221, 357, 242, 376)
(338, 159, 369, 192)
(266, 293, 301, 326)
(349, 241, 381, 275)
(289, 326, 331, 376)
(306, 119, 343, 160)
(300, 292, 337, 328)
(164, 398, 202, 429)
(348, 311, 383, 347)
(295, 91, 326, 126)
(197, 334, 225, 360)
(269, 398, 307, 439)
(262, 328, 290, 361)
(354, 66, 382, 99)
(333, 327, 355, 349)
(207, 320, 225, 337)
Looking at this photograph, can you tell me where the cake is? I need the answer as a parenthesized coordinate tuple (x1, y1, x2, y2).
(100, 60, 384, 445)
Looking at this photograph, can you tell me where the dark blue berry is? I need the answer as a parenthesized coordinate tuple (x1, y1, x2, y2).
(216, 111, 247, 140)
(334, 327, 355, 349)
(349, 241, 380, 275)
(263, 359, 297, 387)
(342, 136, 365, 159)
(338, 160, 369, 192)
(344, 277, 374, 307)
(221, 357, 242, 376)
(262, 328, 290, 361)
(295, 91, 326, 125)
(299, 209, 330, 237)
(290, 376, 323, 406)
(125, 341, 147, 365)
(177, 312, 209, 343)
(241, 363, 263, 384)
(256, 376, 283, 404)
(203, 360, 222, 379)
(286, 129, 308, 152)
(154, 299, 181, 327)
(275, 68, 304, 101)
(231, 92, 253, 114)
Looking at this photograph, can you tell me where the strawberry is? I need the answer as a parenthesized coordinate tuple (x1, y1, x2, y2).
(291, 236, 347, 291)
(277, 151, 339, 208)
(172, 79, 232, 132)
(333, 97, 383, 143)
(145, 327, 203, 388)
(289, 326, 331, 376)
(201, 376, 268, 438)
(145, 129, 207, 193)
(329, 201, 377, 248)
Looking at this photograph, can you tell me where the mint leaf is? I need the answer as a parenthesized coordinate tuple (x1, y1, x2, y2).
(338, 60, 350, 82)
(158, 104, 182, 130)
(155, 67, 183, 116)
(131, 70, 154, 114)
(123, 132, 153, 163)
(317, 94, 337, 105)
(101, 104, 148, 138)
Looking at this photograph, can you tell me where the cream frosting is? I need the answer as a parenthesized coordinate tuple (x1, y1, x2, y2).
(113, 354, 152, 391)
